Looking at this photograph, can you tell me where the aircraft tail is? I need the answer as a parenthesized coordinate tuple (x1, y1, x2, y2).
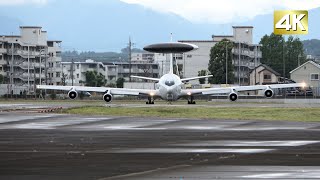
(169, 53, 174, 74)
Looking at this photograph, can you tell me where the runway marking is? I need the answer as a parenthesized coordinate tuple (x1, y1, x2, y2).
(114, 148, 274, 154)
(242, 172, 320, 178)
(0, 117, 112, 129)
(0, 114, 59, 124)
(174, 140, 320, 147)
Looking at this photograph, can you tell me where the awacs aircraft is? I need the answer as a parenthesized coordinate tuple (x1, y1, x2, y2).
(37, 42, 305, 104)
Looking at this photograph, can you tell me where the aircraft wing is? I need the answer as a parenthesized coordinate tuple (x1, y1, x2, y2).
(181, 75, 213, 82)
(36, 85, 157, 96)
(131, 75, 160, 82)
(181, 83, 306, 96)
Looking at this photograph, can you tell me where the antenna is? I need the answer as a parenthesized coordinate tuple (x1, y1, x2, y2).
(170, 33, 173, 42)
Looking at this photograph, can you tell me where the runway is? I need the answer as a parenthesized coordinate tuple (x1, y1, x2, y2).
(1, 112, 320, 179)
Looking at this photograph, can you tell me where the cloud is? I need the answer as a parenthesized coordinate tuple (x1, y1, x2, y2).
(119, 0, 320, 24)
(0, 0, 48, 6)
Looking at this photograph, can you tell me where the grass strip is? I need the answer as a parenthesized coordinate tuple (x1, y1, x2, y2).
(63, 106, 320, 122)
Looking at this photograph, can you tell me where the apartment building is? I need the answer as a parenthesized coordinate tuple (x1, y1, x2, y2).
(178, 26, 262, 85)
(132, 52, 170, 76)
(112, 61, 159, 82)
(61, 59, 105, 86)
(0, 26, 62, 94)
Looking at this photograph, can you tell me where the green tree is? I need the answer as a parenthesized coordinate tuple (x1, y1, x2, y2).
(85, 71, 106, 87)
(197, 70, 207, 84)
(260, 33, 305, 78)
(285, 36, 306, 77)
(116, 78, 125, 88)
(208, 39, 234, 84)
(61, 73, 67, 86)
(0, 74, 4, 84)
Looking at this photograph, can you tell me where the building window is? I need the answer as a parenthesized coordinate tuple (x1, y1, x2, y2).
(77, 64, 79, 69)
(56, 72, 60, 78)
(77, 74, 79, 78)
(311, 73, 319, 80)
(152, 65, 158, 69)
(264, 74, 271, 80)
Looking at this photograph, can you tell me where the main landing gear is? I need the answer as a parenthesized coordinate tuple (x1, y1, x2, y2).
(187, 96, 196, 104)
(146, 96, 155, 104)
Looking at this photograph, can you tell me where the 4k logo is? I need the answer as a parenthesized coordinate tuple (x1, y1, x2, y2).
(274, 10, 308, 35)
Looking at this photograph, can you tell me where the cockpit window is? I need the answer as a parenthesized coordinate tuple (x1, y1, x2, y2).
(165, 80, 175, 86)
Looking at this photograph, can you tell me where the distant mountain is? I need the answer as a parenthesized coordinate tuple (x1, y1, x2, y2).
(0, 0, 319, 52)
(303, 39, 320, 57)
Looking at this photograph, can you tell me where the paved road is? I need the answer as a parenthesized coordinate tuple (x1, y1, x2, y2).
(0, 112, 320, 179)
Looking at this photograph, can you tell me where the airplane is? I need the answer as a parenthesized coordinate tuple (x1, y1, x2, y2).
(37, 42, 306, 104)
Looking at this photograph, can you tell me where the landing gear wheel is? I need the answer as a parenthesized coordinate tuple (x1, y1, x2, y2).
(147, 97, 154, 105)
(188, 96, 196, 104)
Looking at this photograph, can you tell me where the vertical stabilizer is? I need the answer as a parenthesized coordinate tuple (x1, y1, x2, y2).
(169, 53, 173, 74)
(169, 33, 174, 74)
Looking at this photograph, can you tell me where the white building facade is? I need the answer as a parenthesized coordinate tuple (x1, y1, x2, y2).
(179, 26, 262, 85)
(0, 26, 62, 95)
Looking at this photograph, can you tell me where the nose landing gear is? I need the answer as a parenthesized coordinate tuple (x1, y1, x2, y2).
(187, 96, 196, 104)
(146, 96, 155, 104)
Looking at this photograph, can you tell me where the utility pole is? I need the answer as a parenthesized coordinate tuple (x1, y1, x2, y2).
(10, 42, 14, 98)
(225, 42, 228, 84)
(44, 47, 48, 99)
(254, 45, 257, 85)
(128, 37, 132, 82)
(283, 41, 286, 78)
(238, 42, 241, 85)
(27, 45, 30, 95)
(71, 58, 74, 86)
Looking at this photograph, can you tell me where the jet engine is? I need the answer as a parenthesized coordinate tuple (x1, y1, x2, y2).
(103, 93, 113, 103)
(229, 92, 238, 102)
(264, 89, 274, 98)
(68, 90, 78, 99)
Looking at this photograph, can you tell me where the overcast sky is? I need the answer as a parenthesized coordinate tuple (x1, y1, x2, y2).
(1, 0, 320, 24)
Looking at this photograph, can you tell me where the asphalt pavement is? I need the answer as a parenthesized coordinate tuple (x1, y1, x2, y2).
(0, 112, 320, 179)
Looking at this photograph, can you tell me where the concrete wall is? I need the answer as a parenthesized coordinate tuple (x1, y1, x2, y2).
(233, 26, 253, 44)
(179, 41, 216, 81)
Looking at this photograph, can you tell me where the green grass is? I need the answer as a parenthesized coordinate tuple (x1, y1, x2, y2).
(63, 106, 320, 122)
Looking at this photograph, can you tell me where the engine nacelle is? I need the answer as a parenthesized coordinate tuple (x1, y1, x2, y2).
(229, 92, 238, 102)
(264, 89, 274, 98)
(103, 93, 113, 103)
(68, 90, 78, 99)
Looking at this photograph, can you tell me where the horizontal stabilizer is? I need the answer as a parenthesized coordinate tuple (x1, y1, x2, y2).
(131, 75, 160, 81)
(181, 75, 213, 82)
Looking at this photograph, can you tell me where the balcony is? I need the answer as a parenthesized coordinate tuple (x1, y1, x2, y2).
(0, 48, 6, 54)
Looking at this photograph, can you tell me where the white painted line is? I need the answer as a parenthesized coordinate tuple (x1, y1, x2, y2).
(175, 140, 320, 147)
(115, 148, 274, 154)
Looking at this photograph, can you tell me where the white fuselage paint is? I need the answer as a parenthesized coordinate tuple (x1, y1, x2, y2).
(156, 73, 183, 101)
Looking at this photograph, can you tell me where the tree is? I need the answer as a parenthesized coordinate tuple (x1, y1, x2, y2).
(85, 71, 106, 87)
(116, 78, 125, 88)
(61, 73, 67, 86)
(208, 39, 234, 84)
(0, 74, 4, 84)
(260, 33, 305, 78)
(198, 70, 207, 84)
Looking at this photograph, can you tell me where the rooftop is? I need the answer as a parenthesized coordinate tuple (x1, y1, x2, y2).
(20, 26, 42, 29)
(232, 26, 254, 28)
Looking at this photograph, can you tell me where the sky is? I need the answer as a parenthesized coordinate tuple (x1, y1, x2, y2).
(0, 0, 319, 52)
(119, 0, 320, 24)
